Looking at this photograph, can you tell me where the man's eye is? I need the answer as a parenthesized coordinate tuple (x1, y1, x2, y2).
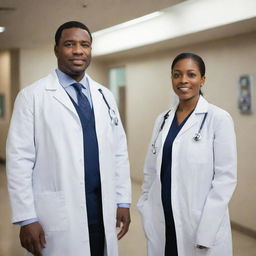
(81, 43, 91, 48)
(64, 42, 73, 47)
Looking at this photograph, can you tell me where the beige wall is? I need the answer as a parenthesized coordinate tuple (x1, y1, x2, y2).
(20, 45, 57, 88)
(0, 51, 11, 159)
(100, 32, 256, 231)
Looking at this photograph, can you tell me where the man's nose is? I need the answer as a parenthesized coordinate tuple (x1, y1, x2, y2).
(72, 44, 83, 54)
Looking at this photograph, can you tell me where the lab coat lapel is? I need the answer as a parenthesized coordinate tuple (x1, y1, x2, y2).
(156, 104, 178, 175)
(161, 107, 176, 146)
(46, 71, 78, 116)
(87, 76, 105, 138)
(176, 96, 209, 139)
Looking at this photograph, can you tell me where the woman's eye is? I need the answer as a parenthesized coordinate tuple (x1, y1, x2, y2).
(188, 73, 196, 78)
(173, 73, 180, 78)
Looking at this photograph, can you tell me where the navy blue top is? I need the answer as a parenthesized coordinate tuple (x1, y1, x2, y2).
(161, 111, 193, 224)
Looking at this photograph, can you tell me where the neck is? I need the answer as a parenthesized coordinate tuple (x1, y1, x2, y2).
(58, 67, 85, 82)
(177, 95, 200, 113)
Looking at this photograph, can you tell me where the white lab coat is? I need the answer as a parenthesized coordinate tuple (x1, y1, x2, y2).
(137, 96, 237, 256)
(6, 71, 131, 256)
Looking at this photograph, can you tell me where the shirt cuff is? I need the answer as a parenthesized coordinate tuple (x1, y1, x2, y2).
(15, 218, 39, 226)
(117, 203, 130, 208)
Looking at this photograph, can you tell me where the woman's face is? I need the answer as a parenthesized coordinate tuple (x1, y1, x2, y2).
(171, 58, 205, 102)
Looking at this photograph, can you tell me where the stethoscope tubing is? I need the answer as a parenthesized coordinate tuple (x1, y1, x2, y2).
(98, 88, 119, 126)
(152, 110, 208, 154)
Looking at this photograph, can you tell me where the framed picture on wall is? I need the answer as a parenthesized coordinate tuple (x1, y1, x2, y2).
(0, 94, 5, 118)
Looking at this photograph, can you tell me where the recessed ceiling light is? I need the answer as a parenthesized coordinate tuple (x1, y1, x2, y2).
(0, 27, 5, 33)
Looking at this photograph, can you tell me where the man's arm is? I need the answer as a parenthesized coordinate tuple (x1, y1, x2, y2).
(107, 91, 131, 239)
(6, 90, 46, 255)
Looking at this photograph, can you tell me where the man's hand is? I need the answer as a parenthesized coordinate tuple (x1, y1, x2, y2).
(20, 222, 46, 256)
(116, 207, 131, 240)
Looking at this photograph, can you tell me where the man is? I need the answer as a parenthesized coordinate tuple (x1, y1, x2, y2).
(6, 21, 131, 256)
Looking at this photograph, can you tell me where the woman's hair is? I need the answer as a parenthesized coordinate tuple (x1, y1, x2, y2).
(171, 52, 206, 77)
(171, 52, 205, 95)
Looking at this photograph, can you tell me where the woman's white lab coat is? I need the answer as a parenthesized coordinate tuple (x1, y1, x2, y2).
(6, 71, 131, 256)
(137, 96, 237, 256)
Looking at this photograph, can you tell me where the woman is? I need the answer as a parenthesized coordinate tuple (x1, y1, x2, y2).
(137, 53, 237, 256)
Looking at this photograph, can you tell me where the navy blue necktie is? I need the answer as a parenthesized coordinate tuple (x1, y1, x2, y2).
(71, 83, 91, 121)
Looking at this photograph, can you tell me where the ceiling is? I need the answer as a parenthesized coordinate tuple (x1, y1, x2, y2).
(0, 0, 184, 49)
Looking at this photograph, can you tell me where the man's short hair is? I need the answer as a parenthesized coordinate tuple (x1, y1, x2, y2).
(55, 21, 92, 45)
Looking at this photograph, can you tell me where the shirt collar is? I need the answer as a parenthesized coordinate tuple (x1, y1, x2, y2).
(55, 69, 89, 90)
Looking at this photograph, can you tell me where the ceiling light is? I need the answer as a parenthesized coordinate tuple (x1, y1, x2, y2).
(92, 0, 256, 56)
(0, 27, 5, 33)
(93, 11, 162, 37)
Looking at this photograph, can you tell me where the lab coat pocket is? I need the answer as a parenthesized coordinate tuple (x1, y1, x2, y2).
(186, 138, 213, 164)
(34, 191, 68, 232)
(195, 247, 210, 256)
(138, 199, 154, 239)
(190, 209, 202, 233)
(214, 216, 229, 245)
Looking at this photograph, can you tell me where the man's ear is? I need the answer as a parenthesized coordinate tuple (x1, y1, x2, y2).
(54, 45, 58, 57)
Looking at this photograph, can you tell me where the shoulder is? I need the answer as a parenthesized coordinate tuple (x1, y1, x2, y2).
(15, 72, 55, 108)
(20, 72, 53, 97)
(154, 109, 171, 126)
(207, 102, 234, 129)
(208, 102, 233, 121)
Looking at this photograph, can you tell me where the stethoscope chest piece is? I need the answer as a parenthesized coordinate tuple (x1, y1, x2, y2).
(193, 133, 201, 142)
(152, 144, 157, 154)
(111, 113, 119, 126)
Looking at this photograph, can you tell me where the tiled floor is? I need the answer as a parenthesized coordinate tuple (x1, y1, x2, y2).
(1, 164, 255, 256)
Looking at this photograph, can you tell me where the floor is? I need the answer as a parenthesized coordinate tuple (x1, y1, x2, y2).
(1, 164, 255, 256)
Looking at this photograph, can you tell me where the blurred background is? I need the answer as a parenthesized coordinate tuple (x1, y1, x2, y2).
(0, 0, 256, 255)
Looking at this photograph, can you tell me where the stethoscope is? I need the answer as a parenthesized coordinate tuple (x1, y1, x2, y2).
(98, 89, 119, 126)
(151, 110, 208, 154)
(152, 110, 171, 154)
(193, 112, 208, 141)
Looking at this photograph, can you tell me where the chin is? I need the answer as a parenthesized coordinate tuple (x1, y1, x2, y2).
(70, 68, 86, 75)
(179, 94, 199, 102)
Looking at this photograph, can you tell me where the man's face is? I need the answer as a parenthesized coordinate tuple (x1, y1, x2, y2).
(54, 27, 92, 81)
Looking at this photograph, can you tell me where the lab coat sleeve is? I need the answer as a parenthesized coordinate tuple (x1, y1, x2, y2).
(138, 114, 162, 206)
(110, 94, 131, 205)
(6, 90, 37, 223)
(196, 111, 237, 247)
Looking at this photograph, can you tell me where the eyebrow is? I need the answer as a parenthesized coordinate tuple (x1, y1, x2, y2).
(63, 40, 91, 43)
(173, 69, 196, 72)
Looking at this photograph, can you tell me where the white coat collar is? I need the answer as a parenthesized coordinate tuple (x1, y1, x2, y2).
(45, 71, 104, 122)
(44, 70, 78, 116)
(45, 70, 107, 139)
(161, 95, 209, 144)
